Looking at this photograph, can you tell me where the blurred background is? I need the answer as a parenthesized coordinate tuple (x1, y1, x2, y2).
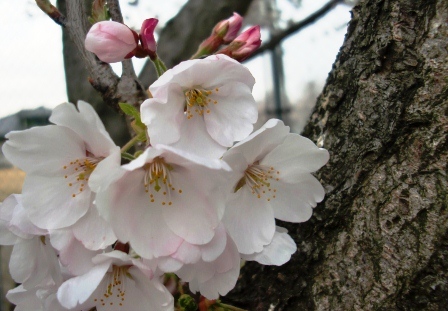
(0, 0, 353, 309)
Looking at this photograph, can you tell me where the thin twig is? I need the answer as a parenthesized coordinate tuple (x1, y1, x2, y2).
(107, 0, 124, 23)
(35, 0, 67, 26)
(246, 0, 344, 60)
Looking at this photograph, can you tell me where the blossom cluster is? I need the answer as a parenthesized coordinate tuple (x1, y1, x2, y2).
(1, 14, 329, 311)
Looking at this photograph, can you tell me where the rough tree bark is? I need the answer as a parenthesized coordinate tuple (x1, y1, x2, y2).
(225, 0, 448, 310)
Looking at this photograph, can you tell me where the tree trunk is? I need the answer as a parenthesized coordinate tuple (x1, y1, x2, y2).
(226, 0, 448, 310)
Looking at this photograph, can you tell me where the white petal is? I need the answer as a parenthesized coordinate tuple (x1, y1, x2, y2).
(141, 83, 185, 145)
(224, 119, 290, 164)
(242, 227, 297, 265)
(200, 222, 227, 262)
(88, 148, 123, 193)
(171, 114, 227, 159)
(223, 187, 276, 254)
(270, 176, 324, 222)
(57, 262, 110, 309)
(22, 175, 91, 229)
(103, 170, 183, 259)
(50, 230, 98, 276)
(2, 126, 85, 175)
(50, 101, 117, 157)
(204, 81, 257, 146)
(262, 134, 329, 179)
(162, 170, 219, 245)
(180, 234, 240, 300)
(72, 203, 117, 250)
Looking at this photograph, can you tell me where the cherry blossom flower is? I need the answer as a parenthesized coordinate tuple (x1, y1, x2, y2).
(2, 101, 120, 235)
(141, 54, 258, 158)
(85, 21, 138, 63)
(221, 119, 329, 255)
(93, 144, 231, 260)
(57, 250, 174, 310)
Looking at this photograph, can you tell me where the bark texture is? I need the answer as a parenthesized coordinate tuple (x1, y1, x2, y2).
(226, 0, 448, 310)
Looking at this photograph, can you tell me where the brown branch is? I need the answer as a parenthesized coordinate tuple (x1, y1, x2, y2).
(107, 0, 124, 23)
(245, 0, 344, 60)
(35, 0, 67, 26)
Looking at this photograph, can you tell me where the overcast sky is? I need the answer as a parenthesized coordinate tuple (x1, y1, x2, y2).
(0, 0, 351, 120)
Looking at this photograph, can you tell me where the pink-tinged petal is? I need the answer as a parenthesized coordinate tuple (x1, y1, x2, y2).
(50, 101, 117, 157)
(262, 134, 330, 179)
(162, 170, 219, 245)
(72, 203, 117, 250)
(10, 237, 61, 289)
(50, 230, 99, 276)
(88, 148, 123, 194)
(0, 195, 22, 244)
(171, 115, 228, 159)
(156, 257, 184, 272)
(270, 176, 324, 222)
(9, 195, 47, 237)
(225, 119, 290, 164)
(2, 126, 85, 176)
(179, 234, 240, 299)
(242, 226, 297, 266)
(141, 83, 185, 145)
(57, 262, 110, 309)
(204, 81, 257, 147)
(22, 175, 91, 229)
(223, 187, 276, 254)
(200, 222, 227, 262)
(125, 270, 174, 311)
(171, 241, 202, 264)
(102, 170, 183, 258)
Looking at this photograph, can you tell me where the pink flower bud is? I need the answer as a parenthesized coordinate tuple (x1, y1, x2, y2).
(214, 12, 243, 43)
(85, 21, 138, 63)
(140, 18, 158, 59)
(216, 25, 261, 61)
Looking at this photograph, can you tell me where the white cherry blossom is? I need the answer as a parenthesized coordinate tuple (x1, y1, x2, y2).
(141, 54, 258, 158)
(222, 119, 329, 255)
(94, 144, 231, 260)
(2, 101, 120, 232)
(57, 250, 174, 311)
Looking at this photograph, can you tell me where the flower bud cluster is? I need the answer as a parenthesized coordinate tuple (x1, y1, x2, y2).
(1, 16, 328, 311)
(192, 13, 261, 61)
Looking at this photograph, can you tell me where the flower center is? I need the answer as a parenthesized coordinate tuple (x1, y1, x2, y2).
(63, 154, 102, 198)
(143, 157, 182, 206)
(94, 265, 130, 308)
(235, 162, 280, 202)
(184, 87, 219, 119)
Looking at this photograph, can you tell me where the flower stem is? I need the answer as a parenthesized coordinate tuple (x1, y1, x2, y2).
(120, 134, 141, 154)
(152, 56, 168, 77)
